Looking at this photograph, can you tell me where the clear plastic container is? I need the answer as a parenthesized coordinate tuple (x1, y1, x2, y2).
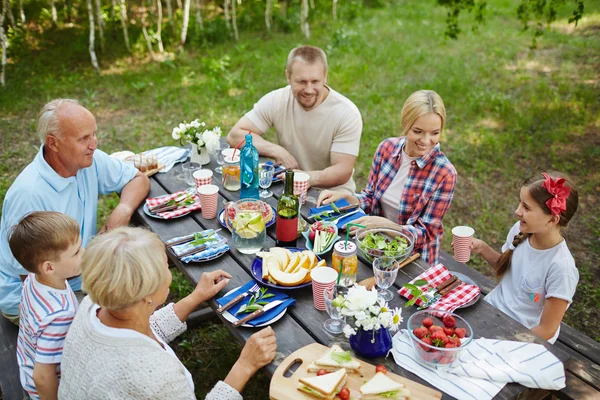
(222, 151, 241, 192)
(331, 241, 358, 286)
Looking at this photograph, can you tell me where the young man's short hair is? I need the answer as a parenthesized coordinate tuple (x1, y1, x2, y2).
(8, 212, 80, 273)
(286, 45, 328, 75)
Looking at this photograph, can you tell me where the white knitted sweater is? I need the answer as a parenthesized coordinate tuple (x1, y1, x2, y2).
(59, 296, 242, 400)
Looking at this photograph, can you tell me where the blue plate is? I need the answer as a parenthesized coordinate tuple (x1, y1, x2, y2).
(251, 247, 319, 290)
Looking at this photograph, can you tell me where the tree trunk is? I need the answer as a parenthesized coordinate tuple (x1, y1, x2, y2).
(231, 0, 238, 41)
(119, 0, 131, 51)
(5, 0, 15, 27)
(156, 0, 164, 52)
(50, 0, 58, 24)
(309, 0, 314, 9)
(194, 0, 203, 30)
(301, 0, 309, 38)
(95, 0, 104, 50)
(18, 0, 24, 23)
(141, 12, 157, 61)
(176, 0, 182, 10)
(0, 6, 7, 87)
(332, 0, 337, 20)
(165, 0, 173, 31)
(223, 0, 230, 29)
(86, 0, 100, 73)
(179, 0, 191, 49)
(265, 0, 272, 32)
(111, 0, 116, 18)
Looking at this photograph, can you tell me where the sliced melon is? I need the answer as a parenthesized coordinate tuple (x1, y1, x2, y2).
(286, 253, 300, 273)
(314, 259, 327, 269)
(269, 247, 290, 267)
(302, 250, 317, 269)
(264, 256, 281, 280)
(270, 266, 309, 287)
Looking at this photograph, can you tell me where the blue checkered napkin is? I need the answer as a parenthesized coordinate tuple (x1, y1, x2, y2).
(143, 146, 191, 172)
(167, 230, 229, 263)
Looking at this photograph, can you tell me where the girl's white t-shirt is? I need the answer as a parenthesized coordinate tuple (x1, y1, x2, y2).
(484, 221, 579, 343)
(380, 150, 419, 221)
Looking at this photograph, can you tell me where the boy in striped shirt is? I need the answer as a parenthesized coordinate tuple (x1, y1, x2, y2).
(8, 212, 82, 400)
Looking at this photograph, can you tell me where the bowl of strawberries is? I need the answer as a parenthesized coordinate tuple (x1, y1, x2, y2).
(407, 309, 473, 368)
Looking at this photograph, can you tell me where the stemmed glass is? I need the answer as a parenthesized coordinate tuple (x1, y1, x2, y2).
(372, 257, 400, 301)
(212, 141, 230, 174)
(259, 164, 275, 198)
(323, 285, 348, 335)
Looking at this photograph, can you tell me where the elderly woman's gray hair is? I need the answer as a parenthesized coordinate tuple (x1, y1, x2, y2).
(36, 98, 79, 143)
(81, 227, 168, 310)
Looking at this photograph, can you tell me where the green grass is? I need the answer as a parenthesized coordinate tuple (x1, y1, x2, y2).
(1, 0, 599, 396)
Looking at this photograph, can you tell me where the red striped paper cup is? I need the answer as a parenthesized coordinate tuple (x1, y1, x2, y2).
(452, 226, 475, 263)
(197, 184, 219, 219)
(310, 266, 338, 311)
(293, 172, 310, 205)
(194, 169, 213, 188)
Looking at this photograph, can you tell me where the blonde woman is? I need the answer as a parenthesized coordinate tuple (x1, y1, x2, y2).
(318, 90, 457, 266)
(59, 227, 276, 399)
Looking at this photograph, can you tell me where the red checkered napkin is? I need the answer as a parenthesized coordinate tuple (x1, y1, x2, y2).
(145, 192, 202, 219)
(398, 263, 480, 313)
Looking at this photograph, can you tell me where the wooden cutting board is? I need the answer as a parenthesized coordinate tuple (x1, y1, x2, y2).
(270, 343, 441, 400)
(142, 163, 165, 177)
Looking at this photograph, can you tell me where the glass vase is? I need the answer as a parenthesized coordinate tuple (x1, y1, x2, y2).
(349, 327, 392, 358)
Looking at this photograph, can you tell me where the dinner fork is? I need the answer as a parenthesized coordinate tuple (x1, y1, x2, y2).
(330, 209, 360, 226)
(217, 284, 260, 314)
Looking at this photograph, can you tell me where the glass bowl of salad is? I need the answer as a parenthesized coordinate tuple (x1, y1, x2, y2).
(354, 226, 415, 264)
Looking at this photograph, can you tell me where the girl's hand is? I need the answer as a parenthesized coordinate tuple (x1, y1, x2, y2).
(344, 216, 393, 235)
(316, 190, 346, 206)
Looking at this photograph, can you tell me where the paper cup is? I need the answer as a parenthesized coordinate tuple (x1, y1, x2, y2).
(310, 266, 338, 311)
(193, 169, 213, 188)
(197, 184, 219, 219)
(452, 226, 475, 263)
(293, 172, 310, 205)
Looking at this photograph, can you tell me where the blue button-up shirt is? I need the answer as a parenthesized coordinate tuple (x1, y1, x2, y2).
(0, 146, 138, 315)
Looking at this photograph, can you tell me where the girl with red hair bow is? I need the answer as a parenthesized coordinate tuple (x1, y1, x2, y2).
(469, 171, 579, 343)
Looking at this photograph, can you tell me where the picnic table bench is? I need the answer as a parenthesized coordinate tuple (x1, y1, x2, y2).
(131, 153, 600, 400)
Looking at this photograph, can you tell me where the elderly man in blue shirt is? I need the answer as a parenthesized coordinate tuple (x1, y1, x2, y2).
(0, 99, 150, 324)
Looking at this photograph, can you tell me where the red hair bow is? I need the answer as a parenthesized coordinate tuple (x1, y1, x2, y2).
(541, 173, 571, 216)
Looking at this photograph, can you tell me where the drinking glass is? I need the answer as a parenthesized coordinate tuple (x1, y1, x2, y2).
(213, 142, 230, 174)
(259, 164, 275, 198)
(323, 285, 348, 335)
(372, 257, 400, 301)
(181, 162, 200, 189)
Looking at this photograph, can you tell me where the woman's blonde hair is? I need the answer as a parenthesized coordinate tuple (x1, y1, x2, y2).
(401, 90, 446, 136)
(81, 227, 168, 310)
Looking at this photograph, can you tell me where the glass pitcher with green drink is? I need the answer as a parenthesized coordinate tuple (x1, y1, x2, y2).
(225, 199, 267, 254)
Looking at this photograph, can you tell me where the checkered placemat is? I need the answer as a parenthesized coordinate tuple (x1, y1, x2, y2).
(145, 191, 202, 219)
(398, 263, 480, 313)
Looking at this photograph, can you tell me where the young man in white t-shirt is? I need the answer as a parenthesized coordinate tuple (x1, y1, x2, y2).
(227, 45, 362, 194)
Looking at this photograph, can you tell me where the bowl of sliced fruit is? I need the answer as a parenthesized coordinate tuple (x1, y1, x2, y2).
(303, 221, 340, 255)
(355, 226, 414, 264)
(407, 309, 473, 368)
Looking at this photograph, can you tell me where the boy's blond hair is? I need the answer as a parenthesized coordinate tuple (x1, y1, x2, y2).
(8, 212, 81, 273)
(81, 227, 168, 310)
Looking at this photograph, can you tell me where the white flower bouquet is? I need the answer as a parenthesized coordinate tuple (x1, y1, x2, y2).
(335, 284, 402, 342)
(172, 119, 222, 151)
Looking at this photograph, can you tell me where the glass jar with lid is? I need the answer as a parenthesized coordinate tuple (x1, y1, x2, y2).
(331, 240, 358, 286)
(222, 149, 241, 192)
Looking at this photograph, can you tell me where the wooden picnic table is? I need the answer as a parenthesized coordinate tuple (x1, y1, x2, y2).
(131, 154, 598, 400)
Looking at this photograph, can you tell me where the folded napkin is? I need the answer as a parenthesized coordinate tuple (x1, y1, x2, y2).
(391, 330, 565, 400)
(308, 199, 366, 229)
(216, 281, 295, 327)
(398, 263, 480, 313)
(145, 191, 202, 219)
(166, 230, 229, 263)
(142, 146, 190, 173)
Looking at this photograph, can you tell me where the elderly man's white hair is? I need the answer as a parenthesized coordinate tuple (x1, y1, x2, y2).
(36, 99, 80, 144)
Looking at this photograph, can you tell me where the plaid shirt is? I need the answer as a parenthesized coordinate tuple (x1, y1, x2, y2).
(355, 137, 456, 265)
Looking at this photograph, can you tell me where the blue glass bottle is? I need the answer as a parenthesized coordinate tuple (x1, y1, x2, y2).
(240, 134, 259, 200)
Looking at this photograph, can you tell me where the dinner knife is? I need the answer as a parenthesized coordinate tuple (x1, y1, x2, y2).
(216, 284, 260, 314)
(233, 300, 284, 327)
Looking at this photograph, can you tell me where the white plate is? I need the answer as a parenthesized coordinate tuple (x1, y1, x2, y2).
(448, 271, 481, 308)
(220, 286, 287, 328)
(143, 203, 193, 220)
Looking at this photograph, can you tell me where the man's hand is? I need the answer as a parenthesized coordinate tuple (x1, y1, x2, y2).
(275, 148, 299, 170)
(344, 215, 394, 235)
(99, 204, 133, 234)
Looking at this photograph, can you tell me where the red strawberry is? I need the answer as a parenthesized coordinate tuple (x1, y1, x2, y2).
(420, 337, 433, 351)
(444, 341, 458, 348)
(413, 327, 428, 339)
(443, 315, 456, 328)
(422, 317, 434, 328)
(454, 327, 467, 338)
(438, 355, 455, 365)
(429, 325, 443, 334)
(443, 327, 455, 336)
(449, 335, 461, 346)
(431, 330, 448, 346)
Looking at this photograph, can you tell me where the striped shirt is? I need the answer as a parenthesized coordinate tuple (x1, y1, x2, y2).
(355, 137, 456, 265)
(17, 274, 78, 399)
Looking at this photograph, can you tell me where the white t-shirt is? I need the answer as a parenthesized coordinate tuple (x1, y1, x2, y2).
(88, 303, 195, 392)
(245, 85, 362, 194)
(380, 150, 419, 221)
(484, 221, 579, 343)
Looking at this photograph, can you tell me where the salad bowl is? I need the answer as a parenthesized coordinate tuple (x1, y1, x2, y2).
(355, 226, 415, 263)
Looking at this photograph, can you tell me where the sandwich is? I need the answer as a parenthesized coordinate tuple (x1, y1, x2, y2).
(359, 372, 410, 399)
(297, 368, 348, 399)
(306, 345, 361, 373)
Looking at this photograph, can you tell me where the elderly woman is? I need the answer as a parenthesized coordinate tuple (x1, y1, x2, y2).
(318, 90, 456, 266)
(59, 227, 276, 399)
